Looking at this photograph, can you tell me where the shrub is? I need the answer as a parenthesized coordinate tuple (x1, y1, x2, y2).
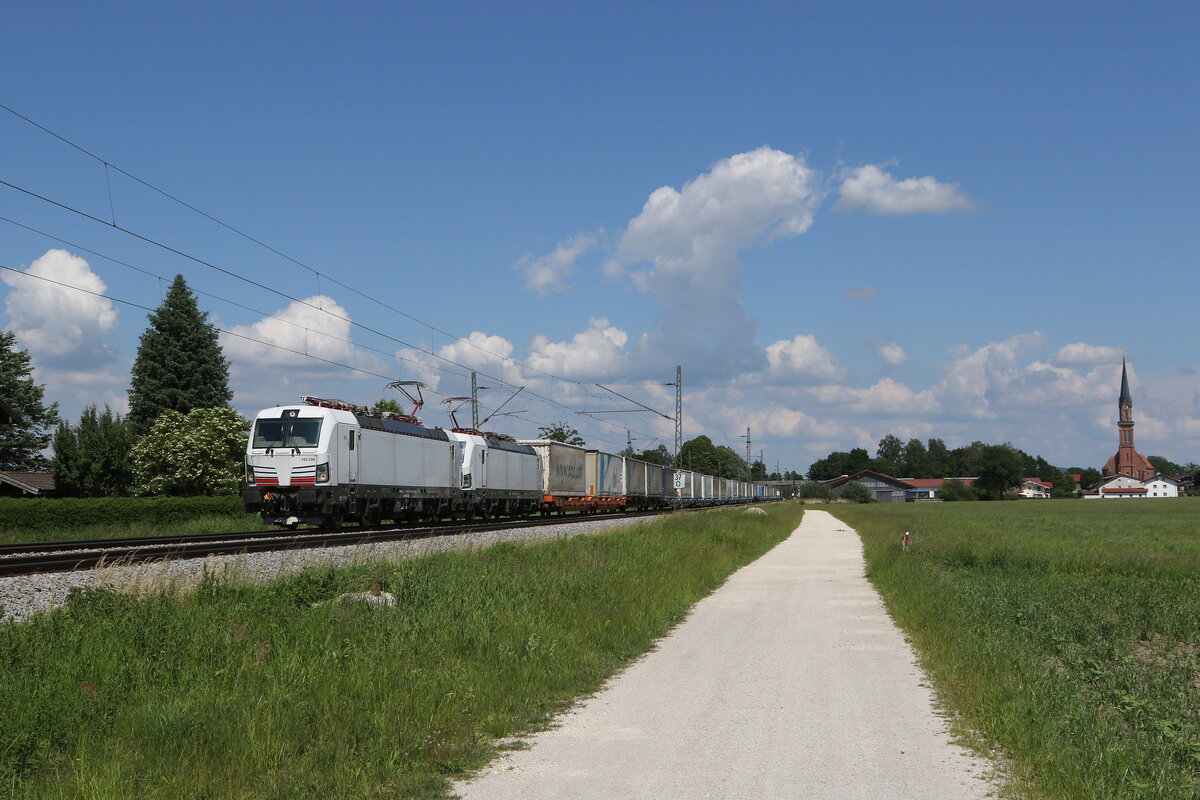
(0, 496, 245, 534)
(795, 481, 834, 500)
(939, 479, 980, 502)
(840, 481, 873, 503)
(133, 408, 248, 496)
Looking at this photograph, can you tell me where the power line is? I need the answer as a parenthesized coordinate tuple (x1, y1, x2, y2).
(0, 214, 475, 384)
(0, 259, 641, 450)
(0, 102, 595, 386)
(0, 177, 665, 444)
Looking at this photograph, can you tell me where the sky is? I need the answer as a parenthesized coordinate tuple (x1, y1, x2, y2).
(2, 0, 1197, 475)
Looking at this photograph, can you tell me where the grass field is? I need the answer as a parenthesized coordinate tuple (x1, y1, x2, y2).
(0, 514, 272, 545)
(829, 499, 1200, 800)
(0, 503, 798, 799)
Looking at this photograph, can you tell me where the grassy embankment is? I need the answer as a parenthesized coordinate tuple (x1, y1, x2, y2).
(0, 496, 268, 546)
(830, 499, 1200, 800)
(1, 503, 799, 799)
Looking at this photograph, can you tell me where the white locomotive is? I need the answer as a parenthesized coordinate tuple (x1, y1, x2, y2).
(243, 396, 540, 527)
(243, 394, 782, 527)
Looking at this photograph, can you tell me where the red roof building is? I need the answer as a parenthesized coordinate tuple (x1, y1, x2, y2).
(1101, 358, 1155, 481)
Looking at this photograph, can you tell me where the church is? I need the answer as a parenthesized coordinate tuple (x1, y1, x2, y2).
(1100, 358, 1156, 481)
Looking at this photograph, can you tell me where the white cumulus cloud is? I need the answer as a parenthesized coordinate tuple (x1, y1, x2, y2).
(2, 249, 118, 367)
(514, 232, 597, 295)
(871, 341, 908, 367)
(527, 318, 629, 379)
(762, 335, 847, 383)
(835, 164, 975, 214)
(605, 147, 822, 378)
(222, 295, 362, 369)
(1050, 342, 1123, 367)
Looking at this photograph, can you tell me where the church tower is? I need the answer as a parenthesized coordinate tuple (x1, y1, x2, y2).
(1102, 358, 1155, 480)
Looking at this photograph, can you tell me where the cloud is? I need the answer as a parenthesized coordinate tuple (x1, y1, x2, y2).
(527, 318, 629, 379)
(845, 286, 878, 300)
(835, 164, 975, 214)
(391, 331, 520, 396)
(604, 147, 822, 377)
(807, 378, 941, 415)
(222, 295, 367, 371)
(762, 335, 847, 383)
(871, 341, 908, 367)
(1, 249, 119, 367)
(931, 332, 1046, 419)
(514, 232, 597, 295)
(1050, 342, 1123, 367)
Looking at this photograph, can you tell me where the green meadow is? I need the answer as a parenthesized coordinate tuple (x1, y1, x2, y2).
(0, 504, 799, 799)
(830, 499, 1200, 800)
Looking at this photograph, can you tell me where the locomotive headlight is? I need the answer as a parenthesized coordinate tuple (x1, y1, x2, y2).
(316, 462, 330, 483)
(246, 464, 256, 485)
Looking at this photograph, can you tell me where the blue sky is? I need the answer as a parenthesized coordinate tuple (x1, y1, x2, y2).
(2, 0, 1197, 474)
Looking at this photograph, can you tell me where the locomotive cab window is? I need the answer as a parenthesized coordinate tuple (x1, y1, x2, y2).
(253, 418, 322, 449)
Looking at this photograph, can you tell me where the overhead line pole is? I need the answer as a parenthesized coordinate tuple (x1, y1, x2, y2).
(675, 365, 682, 464)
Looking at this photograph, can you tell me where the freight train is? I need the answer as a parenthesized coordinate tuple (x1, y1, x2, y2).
(243, 396, 780, 528)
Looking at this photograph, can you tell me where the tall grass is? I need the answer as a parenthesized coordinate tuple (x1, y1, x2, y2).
(1, 503, 799, 799)
(831, 500, 1200, 800)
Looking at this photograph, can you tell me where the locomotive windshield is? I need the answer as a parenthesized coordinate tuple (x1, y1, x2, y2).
(252, 418, 322, 448)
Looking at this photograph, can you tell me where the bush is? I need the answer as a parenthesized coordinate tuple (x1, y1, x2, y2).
(840, 481, 873, 503)
(795, 481, 834, 500)
(939, 479, 980, 502)
(0, 496, 245, 534)
(133, 408, 248, 496)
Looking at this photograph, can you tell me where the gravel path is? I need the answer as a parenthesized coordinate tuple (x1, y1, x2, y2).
(0, 516, 642, 624)
(455, 509, 998, 800)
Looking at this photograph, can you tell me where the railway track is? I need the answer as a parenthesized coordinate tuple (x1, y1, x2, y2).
(0, 511, 668, 578)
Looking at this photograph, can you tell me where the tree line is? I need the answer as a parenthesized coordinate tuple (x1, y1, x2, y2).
(807, 433, 1198, 497)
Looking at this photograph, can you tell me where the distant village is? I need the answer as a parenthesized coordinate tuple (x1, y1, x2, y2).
(808, 360, 1196, 503)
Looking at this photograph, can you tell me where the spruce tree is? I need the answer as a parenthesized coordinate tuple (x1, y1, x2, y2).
(52, 405, 136, 496)
(128, 275, 232, 434)
(0, 330, 60, 470)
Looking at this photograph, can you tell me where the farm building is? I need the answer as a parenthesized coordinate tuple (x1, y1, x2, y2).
(822, 470, 911, 503)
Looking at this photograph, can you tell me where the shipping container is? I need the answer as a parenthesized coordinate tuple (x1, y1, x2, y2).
(517, 440, 587, 496)
(625, 458, 648, 497)
(585, 450, 625, 497)
(647, 464, 664, 497)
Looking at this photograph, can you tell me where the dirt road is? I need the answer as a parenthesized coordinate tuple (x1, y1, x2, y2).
(456, 509, 995, 799)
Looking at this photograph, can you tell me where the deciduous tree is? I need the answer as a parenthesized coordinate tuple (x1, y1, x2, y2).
(976, 444, 1023, 499)
(535, 421, 585, 446)
(133, 407, 249, 496)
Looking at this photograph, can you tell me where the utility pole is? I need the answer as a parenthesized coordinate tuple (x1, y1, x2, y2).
(627, 430, 634, 454)
(675, 365, 682, 463)
(740, 426, 751, 467)
(471, 372, 479, 429)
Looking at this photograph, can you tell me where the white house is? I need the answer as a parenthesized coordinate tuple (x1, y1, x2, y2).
(1016, 478, 1053, 499)
(1084, 473, 1181, 499)
(1145, 474, 1181, 498)
(1085, 474, 1147, 499)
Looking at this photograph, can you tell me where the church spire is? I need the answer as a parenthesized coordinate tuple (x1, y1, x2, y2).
(1119, 357, 1132, 408)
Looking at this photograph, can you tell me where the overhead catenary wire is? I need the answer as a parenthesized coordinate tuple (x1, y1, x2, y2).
(0, 260, 644, 450)
(0, 177, 666, 446)
(0, 102, 597, 387)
